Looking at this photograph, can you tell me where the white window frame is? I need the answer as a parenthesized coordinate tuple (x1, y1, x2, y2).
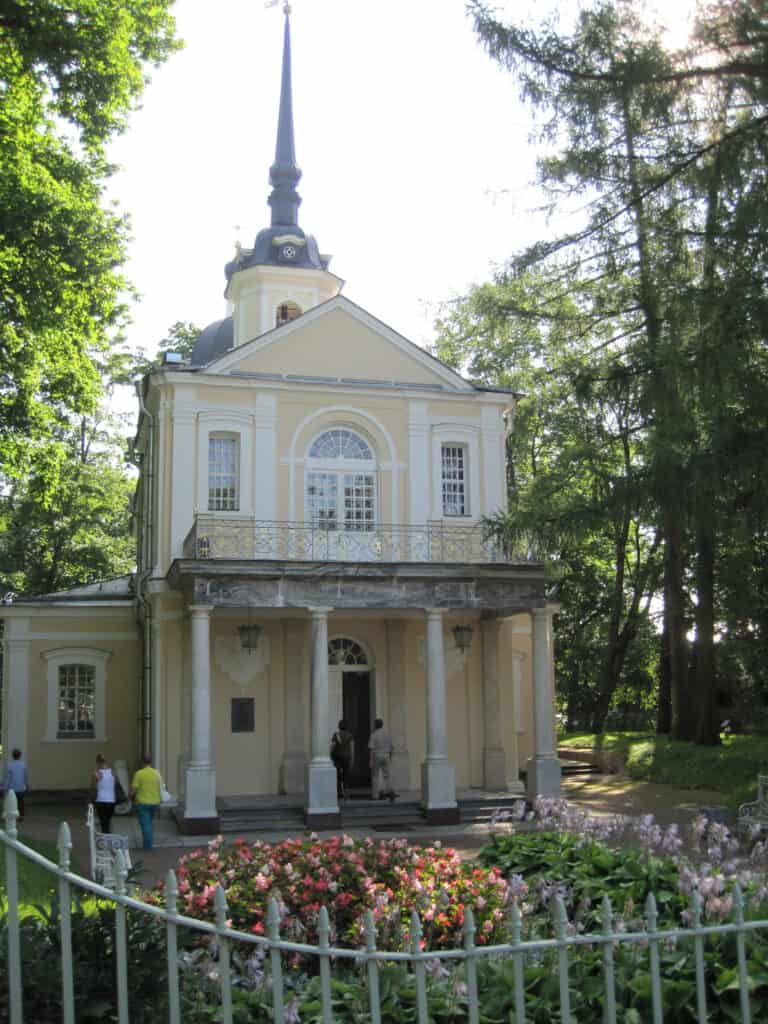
(43, 648, 110, 743)
(196, 412, 254, 517)
(431, 425, 481, 522)
(305, 428, 378, 530)
(440, 443, 469, 517)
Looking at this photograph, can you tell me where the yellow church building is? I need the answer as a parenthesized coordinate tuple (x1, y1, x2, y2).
(0, 9, 561, 832)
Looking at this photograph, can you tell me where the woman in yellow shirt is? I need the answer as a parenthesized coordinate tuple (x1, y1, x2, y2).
(131, 754, 162, 850)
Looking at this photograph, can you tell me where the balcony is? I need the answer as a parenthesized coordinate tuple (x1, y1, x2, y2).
(183, 516, 538, 565)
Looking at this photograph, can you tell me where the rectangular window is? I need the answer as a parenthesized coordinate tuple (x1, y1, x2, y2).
(208, 436, 239, 511)
(58, 665, 95, 737)
(231, 698, 255, 733)
(343, 473, 375, 531)
(306, 472, 338, 529)
(441, 444, 468, 516)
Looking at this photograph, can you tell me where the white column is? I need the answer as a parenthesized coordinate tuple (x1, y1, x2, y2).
(421, 608, 458, 820)
(254, 392, 277, 522)
(280, 620, 306, 794)
(481, 405, 507, 515)
(526, 605, 562, 798)
(481, 617, 507, 791)
(305, 608, 339, 824)
(385, 620, 410, 792)
(2, 618, 30, 774)
(507, 650, 526, 794)
(183, 604, 217, 820)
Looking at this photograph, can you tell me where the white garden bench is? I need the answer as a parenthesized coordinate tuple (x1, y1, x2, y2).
(737, 774, 768, 837)
(86, 804, 132, 888)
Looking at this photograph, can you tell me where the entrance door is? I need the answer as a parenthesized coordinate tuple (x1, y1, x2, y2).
(342, 671, 371, 788)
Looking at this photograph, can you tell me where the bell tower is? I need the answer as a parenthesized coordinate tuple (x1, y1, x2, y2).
(225, 3, 343, 346)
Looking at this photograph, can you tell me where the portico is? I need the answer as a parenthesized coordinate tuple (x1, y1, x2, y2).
(170, 549, 560, 831)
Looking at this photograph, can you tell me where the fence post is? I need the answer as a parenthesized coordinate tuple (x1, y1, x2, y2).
(3, 790, 22, 1024)
(214, 885, 233, 1024)
(509, 902, 526, 1023)
(463, 906, 479, 1024)
(553, 895, 572, 1023)
(113, 849, 130, 1024)
(600, 895, 617, 1024)
(410, 911, 429, 1024)
(57, 822, 75, 1024)
(733, 885, 752, 1024)
(318, 906, 333, 1024)
(267, 897, 285, 1020)
(165, 870, 181, 1024)
(364, 910, 382, 1024)
(690, 891, 708, 1022)
(645, 892, 663, 1024)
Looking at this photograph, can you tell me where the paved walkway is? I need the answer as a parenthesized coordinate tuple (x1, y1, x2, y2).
(10, 774, 733, 889)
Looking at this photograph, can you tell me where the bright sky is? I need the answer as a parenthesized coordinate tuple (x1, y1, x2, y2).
(107, 0, 548, 359)
(107, 0, 695, 364)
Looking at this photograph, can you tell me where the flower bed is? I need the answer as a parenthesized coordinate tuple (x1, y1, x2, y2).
(150, 834, 510, 949)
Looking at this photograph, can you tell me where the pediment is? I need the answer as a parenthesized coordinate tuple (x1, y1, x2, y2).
(203, 297, 473, 391)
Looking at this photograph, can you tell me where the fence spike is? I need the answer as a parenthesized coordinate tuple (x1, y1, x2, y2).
(57, 822, 72, 870)
(690, 891, 708, 1022)
(214, 884, 228, 927)
(600, 894, 613, 931)
(318, 907, 332, 1024)
(645, 892, 658, 931)
(3, 788, 19, 840)
(410, 911, 428, 1024)
(691, 890, 703, 928)
(553, 894, 568, 938)
(601, 895, 617, 1024)
(733, 883, 744, 924)
(553, 895, 572, 1022)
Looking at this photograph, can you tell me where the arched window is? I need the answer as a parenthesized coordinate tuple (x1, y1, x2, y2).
(275, 301, 302, 327)
(328, 638, 369, 666)
(306, 428, 376, 531)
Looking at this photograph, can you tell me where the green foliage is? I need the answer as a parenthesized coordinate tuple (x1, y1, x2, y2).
(558, 731, 768, 806)
(0, 2, 179, 496)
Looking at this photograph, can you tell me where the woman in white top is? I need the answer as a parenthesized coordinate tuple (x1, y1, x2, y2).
(92, 753, 117, 833)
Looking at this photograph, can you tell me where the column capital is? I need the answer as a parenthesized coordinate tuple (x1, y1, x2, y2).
(308, 606, 333, 620)
(531, 604, 560, 623)
(424, 607, 445, 620)
(188, 604, 212, 619)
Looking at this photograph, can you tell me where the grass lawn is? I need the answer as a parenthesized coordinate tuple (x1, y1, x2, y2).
(558, 731, 768, 808)
(0, 838, 72, 909)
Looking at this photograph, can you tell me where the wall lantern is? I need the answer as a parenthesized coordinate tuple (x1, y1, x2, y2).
(452, 623, 475, 652)
(238, 623, 262, 654)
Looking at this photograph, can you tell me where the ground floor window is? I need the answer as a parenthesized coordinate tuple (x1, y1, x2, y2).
(57, 664, 95, 737)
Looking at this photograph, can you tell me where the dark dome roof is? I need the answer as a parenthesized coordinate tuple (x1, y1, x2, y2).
(189, 316, 234, 366)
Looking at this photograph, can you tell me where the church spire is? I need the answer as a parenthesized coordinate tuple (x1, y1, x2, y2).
(268, 4, 302, 228)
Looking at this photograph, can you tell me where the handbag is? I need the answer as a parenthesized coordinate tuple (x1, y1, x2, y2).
(160, 779, 174, 804)
(114, 776, 127, 804)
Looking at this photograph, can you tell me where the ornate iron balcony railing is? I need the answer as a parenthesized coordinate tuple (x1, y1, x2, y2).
(183, 516, 539, 565)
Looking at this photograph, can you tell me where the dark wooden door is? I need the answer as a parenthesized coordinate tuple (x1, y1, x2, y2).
(343, 671, 371, 788)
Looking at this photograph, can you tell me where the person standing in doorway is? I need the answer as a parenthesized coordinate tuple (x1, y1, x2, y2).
(3, 749, 28, 822)
(131, 753, 161, 850)
(330, 719, 355, 799)
(368, 718, 397, 802)
(91, 753, 117, 833)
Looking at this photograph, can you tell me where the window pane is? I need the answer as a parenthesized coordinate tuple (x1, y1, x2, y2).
(58, 664, 95, 736)
(343, 474, 375, 531)
(442, 445, 467, 516)
(208, 437, 239, 511)
(307, 472, 338, 529)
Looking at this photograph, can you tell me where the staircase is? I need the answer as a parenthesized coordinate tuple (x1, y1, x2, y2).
(217, 791, 530, 834)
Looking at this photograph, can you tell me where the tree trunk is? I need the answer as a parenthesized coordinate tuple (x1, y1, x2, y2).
(694, 490, 720, 744)
(666, 514, 694, 740)
(657, 619, 672, 733)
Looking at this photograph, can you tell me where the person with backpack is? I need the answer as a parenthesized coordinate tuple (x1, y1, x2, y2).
(330, 720, 354, 799)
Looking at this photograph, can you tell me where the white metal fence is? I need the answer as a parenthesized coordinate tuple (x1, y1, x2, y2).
(1, 790, 767, 1023)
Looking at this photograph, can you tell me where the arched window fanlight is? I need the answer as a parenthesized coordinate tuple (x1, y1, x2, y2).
(309, 429, 373, 461)
(328, 638, 369, 666)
